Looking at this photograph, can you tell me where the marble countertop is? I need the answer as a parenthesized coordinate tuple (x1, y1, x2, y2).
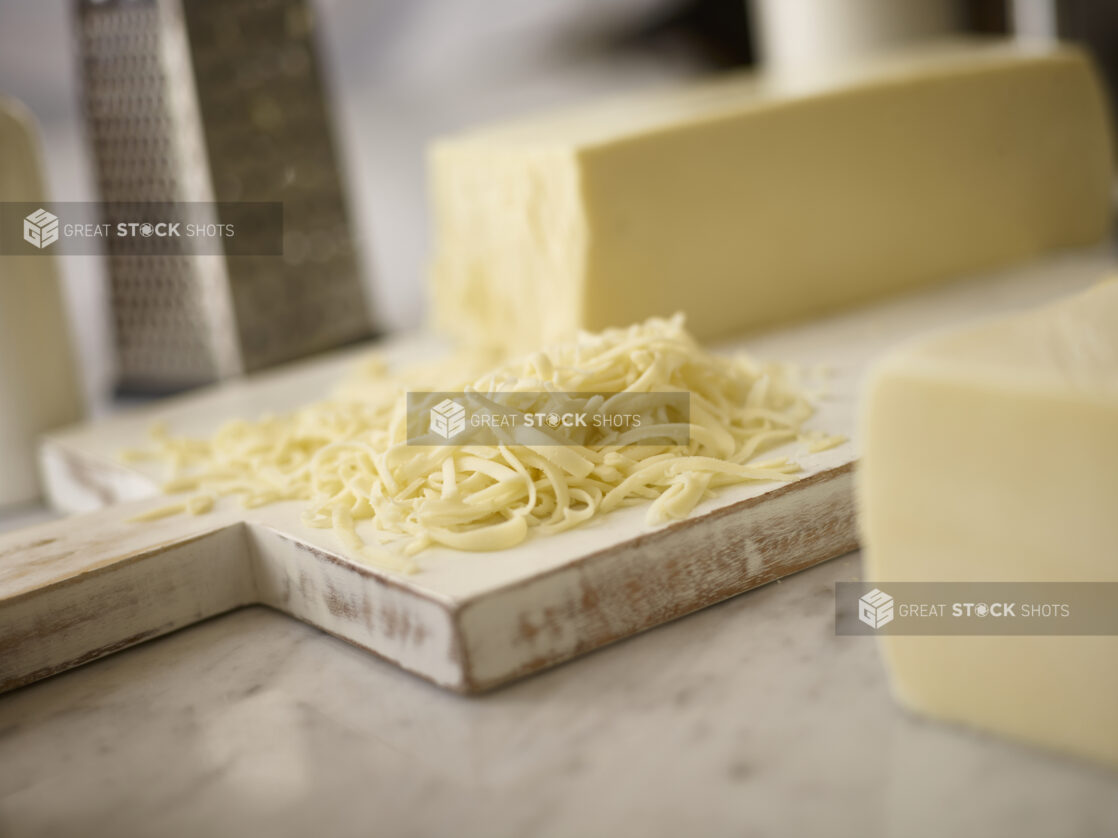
(0, 540, 1114, 838)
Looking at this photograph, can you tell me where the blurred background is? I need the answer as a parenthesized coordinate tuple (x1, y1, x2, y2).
(0, 0, 1116, 412)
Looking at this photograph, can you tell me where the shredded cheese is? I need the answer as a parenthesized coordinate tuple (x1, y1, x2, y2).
(126, 314, 828, 572)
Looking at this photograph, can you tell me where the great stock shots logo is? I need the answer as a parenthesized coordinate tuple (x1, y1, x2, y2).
(23, 208, 59, 249)
(837, 582, 1118, 636)
(3, 202, 285, 255)
(429, 398, 467, 440)
(858, 588, 895, 629)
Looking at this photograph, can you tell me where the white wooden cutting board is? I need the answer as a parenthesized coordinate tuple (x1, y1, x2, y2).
(2, 248, 1111, 693)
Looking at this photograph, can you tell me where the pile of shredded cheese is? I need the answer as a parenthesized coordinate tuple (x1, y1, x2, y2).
(125, 314, 841, 573)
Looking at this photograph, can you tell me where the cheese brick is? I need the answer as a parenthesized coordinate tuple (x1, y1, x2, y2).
(430, 41, 1113, 351)
(859, 279, 1118, 766)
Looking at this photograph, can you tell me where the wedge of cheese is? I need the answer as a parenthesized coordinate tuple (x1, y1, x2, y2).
(430, 41, 1113, 351)
(859, 280, 1118, 766)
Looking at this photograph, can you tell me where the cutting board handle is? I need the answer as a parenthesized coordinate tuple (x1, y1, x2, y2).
(0, 502, 255, 692)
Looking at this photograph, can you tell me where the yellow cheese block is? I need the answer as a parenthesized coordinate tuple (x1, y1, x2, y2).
(430, 41, 1113, 351)
(859, 280, 1118, 766)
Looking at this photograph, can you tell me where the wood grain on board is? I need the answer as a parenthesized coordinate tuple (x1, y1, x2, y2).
(2, 248, 1112, 693)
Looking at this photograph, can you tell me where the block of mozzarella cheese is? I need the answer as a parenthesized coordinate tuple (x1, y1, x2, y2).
(430, 41, 1113, 352)
(859, 280, 1118, 766)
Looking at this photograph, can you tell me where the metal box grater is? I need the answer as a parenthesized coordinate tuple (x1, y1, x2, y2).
(77, 0, 373, 392)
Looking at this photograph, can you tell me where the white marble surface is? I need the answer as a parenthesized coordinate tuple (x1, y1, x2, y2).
(0, 546, 1115, 838)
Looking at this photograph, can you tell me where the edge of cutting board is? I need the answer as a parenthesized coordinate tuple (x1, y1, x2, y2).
(4, 459, 853, 694)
